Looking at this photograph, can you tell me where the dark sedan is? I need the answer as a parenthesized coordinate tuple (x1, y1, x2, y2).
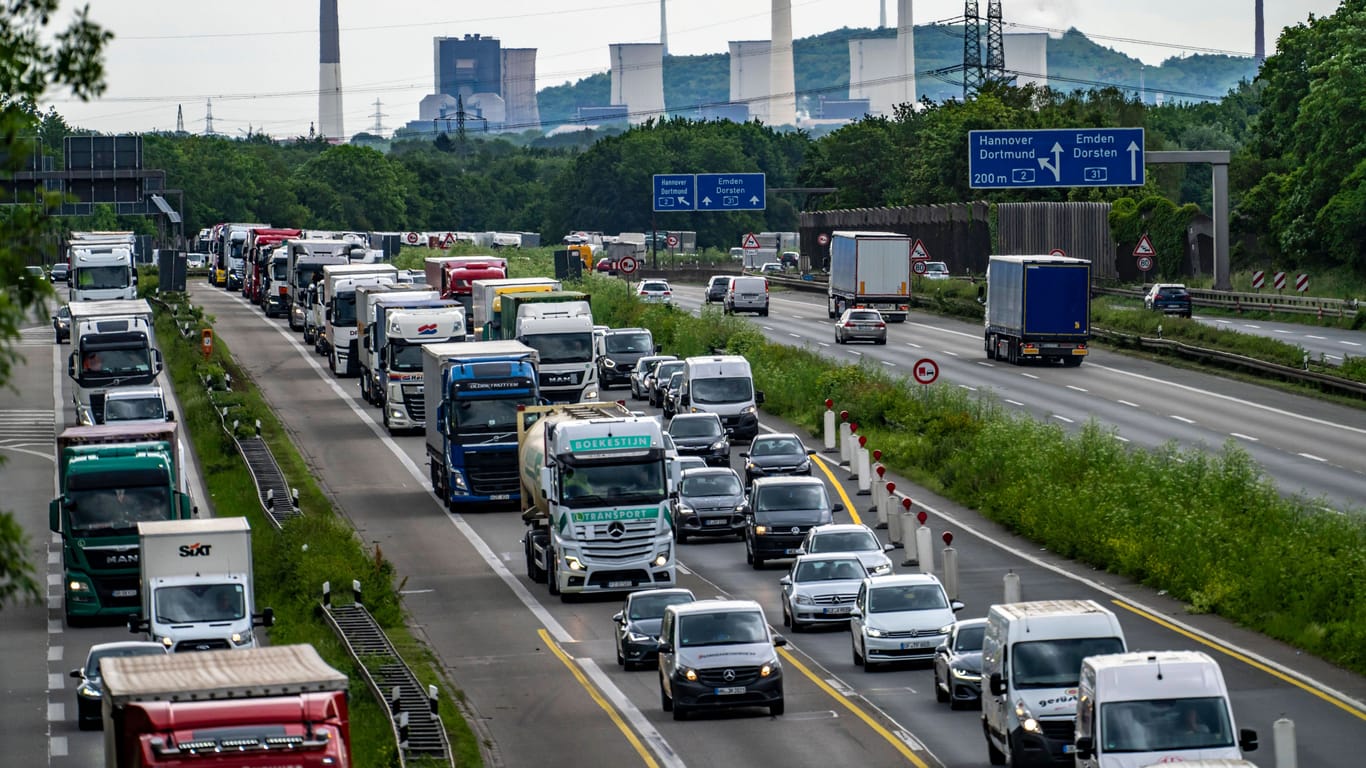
(673, 467, 746, 542)
(662, 371, 685, 418)
(72, 641, 168, 729)
(649, 360, 686, 408)
(667, 412, 730, 467)
(1144, 283, 1193, 318)
(742, 433, 814, 487)
(613, 588, 696, 669)
(933, 618, 986, 709)
(52, 304, 71, 343)
(705, 275, 730, 303)
(49, 262, 70, 282)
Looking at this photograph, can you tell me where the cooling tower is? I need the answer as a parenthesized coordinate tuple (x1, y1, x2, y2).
(319, 0, 344, 140)
(848, 38, 900, 117)
(501, 48, 541, 130)
(1003, 33, 1048, 89)
(730, 40, 771, 124)
(896, 0, 915, 108)
(769, 0, 796, 126)
(610, 43, 665, 124)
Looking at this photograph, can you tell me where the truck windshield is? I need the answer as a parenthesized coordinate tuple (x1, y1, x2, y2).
(606, 333, 652, 354)
(66, 484, 172, 536)
(271, 261, 289, 280)
(1100, 697, 1234, 753)
(388, 343, 425, 372)
(75, 266, 129, 289)
(689, 377, 753, 405)
(451, 396, 524, 436)
(81, 348, 151, 380)
(333, 294, 357, 326)
(523, 332, 592, 364)
(1011, 637, 1125, 689)
(560, 460, 666, 507)
(155, 583, 246, 624)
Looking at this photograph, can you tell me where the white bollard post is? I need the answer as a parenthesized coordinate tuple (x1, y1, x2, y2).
(877, 482, 894, 529)
(1274, 717, 1297, 768)
(839, 421, 852, 465)
(915, 522, 934, 574)
(888, 495, 905, 546)
(903, 507, 923, 568)
(823, 400, 837, 452)
(1004, 570, 1022, 603)
(871, 465, 885, 509)
(856, 446, 872, 494)
(942, 536, 959, 600)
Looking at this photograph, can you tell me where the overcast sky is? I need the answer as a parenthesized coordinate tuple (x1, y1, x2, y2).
(43, 1, 1341, 138)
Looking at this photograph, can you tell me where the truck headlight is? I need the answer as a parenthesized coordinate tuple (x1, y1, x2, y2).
(161, 636, 173, 648)
(653, 547, 671, 567)
(565, 556, 584, 571)
(450, 472, 469, 493)
(676, 505, 694, 518)
(1015, 700, 1041, 733)
(742, 405, 757, 415)
(68, 580, 91, 593)
(230, 632, 252, 646)
(389, 407, 405, 420)
(583, 388, 599, 401)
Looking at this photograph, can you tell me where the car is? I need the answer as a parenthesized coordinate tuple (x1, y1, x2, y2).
(662, 370, 686, 418)
(658, 599, 786, 720)
(729, 247, 745, 262)
(759, 262, 783, 275)
(741, 433, 814, 488)
(598, 327, 656, 389)
(52, 304, 71, 343)
(25, 264, 47, 283)
(922, 261, 950, 280)
(933, 617, 986, 709)
(636, 279, 673, 304)
(849, 573, 964, 671)
(184, 253, 207, 269)
(631, 354, 676, 400)
(49, 262, 70, 282)
(1145, 282, 1193, 318)
(779, 554, 868, 630)
(835, 307, 887, 345)
(613, 588, 697, 670)
(71, 641, 168, 730)
(649, 360, 687, 408)
(674, 455, 709, 475)
(226, 267, 244, 291)
(673, 466, 746, 543)
(596, 257, 618, 274)
(667, 412, 730, 467)
(704, 275, 730, 304)
(800, 523, 894, 576)
(743, 477, 842, 569)
(780, 251, 800, 270)
(724, 275, 769, 316)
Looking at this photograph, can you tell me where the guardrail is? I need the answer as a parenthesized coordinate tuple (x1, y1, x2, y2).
(1094, 285, 1360, 318)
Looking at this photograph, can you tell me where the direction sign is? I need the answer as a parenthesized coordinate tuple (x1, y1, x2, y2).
(618, 255, 639, 275)
(741, 232, 761, 250)
(1137, 255, 1154, 272)
(910, 239, 930, 261)
(912, 358, 939, 385)
(1134, 233, 1156, 257)
(697, 173, 766, 211)
(968, 127, 1145, 189)
(653, 174, 696, 211)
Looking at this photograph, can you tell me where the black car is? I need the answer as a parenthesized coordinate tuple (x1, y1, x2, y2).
(667, 413, 730, 467)
(1144, 283, 1192, 318)
(226, 268, 244, 291)
(741, 433, 814, 487)
(49, 262, 70, 282)
(662, 371, 686, 418)
(649, 360, 686, 408)
(704, 275, 730, 303)
(933, 618, 986, 709)
(743, 477, 841, 569)
(673, 467, 746, 542)
(598, 328, 656, 389)
(52, 304, 71, 343)
(613, 588, 696, 670)
(72, 641, 168, 729)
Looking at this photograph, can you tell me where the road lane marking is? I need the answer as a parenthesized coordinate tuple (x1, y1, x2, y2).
(904, 342, 921, 349)
(958, 385, 977, 392)
(818, 342, 830, 347)
(1066, 385, 1088, 393)
(47, 646, 62, 662)
(1020, 373, 1038, 379)
(46, 702, 63, 721)
(1170, 415, 1195, 424)
(50, 736, 67, 757)
(1117, 399, 1140, 408)
(1298, 452, 1327, 462)
(1341, 340, 1362, 347)
(811, 454, 860, 527)
(1005, 399, 1023, 407)
(1306, 335, 1326, 340)
(1113, 435, 1130, 443)
(1231, 433, 1259, 442)
(941, 350, 958, 357)
(1051, 415, 1074, 424)
(881, 361, 895, 367)
(976, 361, 994, 368)
(789, 333, 801, 338)
(48, 673, 63, 690)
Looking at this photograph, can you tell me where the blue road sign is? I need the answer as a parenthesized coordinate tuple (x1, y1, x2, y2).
(968, 128, 1145, 189)
(696, 173, 766, 211)
(653, 174, 696, 211)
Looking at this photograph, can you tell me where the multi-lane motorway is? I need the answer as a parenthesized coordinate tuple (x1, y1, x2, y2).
(6, 279, 1365, 767)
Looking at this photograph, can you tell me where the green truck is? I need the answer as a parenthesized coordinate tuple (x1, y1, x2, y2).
(49, 423, 195, 626)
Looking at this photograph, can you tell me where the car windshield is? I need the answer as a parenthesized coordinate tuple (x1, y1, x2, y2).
(795, 559, 866, 582)
(955, 625, 985, 651)
(1011, 637, 1126, 688)
(606, 333, 652, 354)
(75, 266, 129, 289)
(751, 437, 804, 457)
(681, 473, 741, 497)
(654, 363, 685, 383)
(678, 611, 768, 647)
(670, 417, 721, 438)
(560, 461, 667, 507)
(809, 530, 880, 553)
(103, 397, 165, 423)
(522, 331, 592, 364)
(388, 343, 425, 372)
(1100, 697, 1234, 753)
(867, 584, 948, 613)
(755, 485, 828, 512)
(154, 583, 246, 624)
(690, 377, 753, 405)
(86, 646, 165, 680)
(629, 593, 695, 621)
(667, 372, 683, 390)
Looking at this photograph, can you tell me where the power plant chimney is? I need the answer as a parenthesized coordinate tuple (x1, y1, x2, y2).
(880, 0, 888, 29)
(1254, 0, 1265, 64)
(769, 0, 796, 126)
(319, 0, 344, 140)
(896, 0, 916, 108)
(660, 0, 669, 56)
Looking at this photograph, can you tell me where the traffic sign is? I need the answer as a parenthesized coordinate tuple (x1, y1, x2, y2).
(665, 234, 679, 248)
(1137, 255, 1154, 272)
(1274, 271, 1286, 290)
(618, 256, 639, 275)
(1251, 270, 1265, 289)
(1049, 248, 1067, 258)
(912, 358, 939, 385)
(741, 232, 761, 250)
(912, 260, 928, 275)
(405, 231, 419, 245)
(910, 239, 930, 261)
(1134, 233, 1156, 257)
(696, 172, 766, 211)
(968, 127, 1145, 189)
(653, 174, 695, 211)
(1296, 273, 1309, 293)
(817, 233, 830, 246)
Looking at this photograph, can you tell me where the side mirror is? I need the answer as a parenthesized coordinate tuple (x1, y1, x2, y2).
(883, 543, 896, 552)
(1240, 728, 1259, 752)
(951, 600, 965, 612)
(1074, 737, 1094, 760)
(435, 404, 446, 435)
(679, 394, 689, 406)
(254, 607, 275, 628)
(49, 499, 60, 532)
(540, 466, 554, 499)
(976, 285, 986, 304)
(806, 448, 817, 455)
(772, 634, 787, 647)
(658, 642, 673, 655)
(655, 344, 662, 353)
(152, 349, 164, 374)
(989, 672, 1006, 696)
(779, 576, 792, 586)
(70, 669, 84, 680)
(934, 642, 948, 654)
(612, 611, 624, 624)
(755, 391, 765, 404)
(832, 503, 844, 513)
(127, 615, 149, 635)
(67, 353, 76, 379)
(739, 452, 749, 459)
(166, 410, 175, 422)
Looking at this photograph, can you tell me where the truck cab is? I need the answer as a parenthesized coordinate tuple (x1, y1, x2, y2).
(373, 304, 465, 433)
(67, 300, 163, 426)
(318, 263, 398, 375)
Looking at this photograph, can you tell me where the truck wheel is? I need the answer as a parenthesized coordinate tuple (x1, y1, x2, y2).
(985, 334, 996, 360)
(546, 550, 561, 596)
(1062, 356, 1083, 367)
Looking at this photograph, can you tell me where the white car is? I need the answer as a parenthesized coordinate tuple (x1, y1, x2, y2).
(759, 262, 783, 275)
(922, 261, 950, 280)
(185, 253, 208, 269)
(636, 279, 673, 304)
(800, 523, 894, 576)
(780, 554, 867, 630)
(850, 573, 964, 671)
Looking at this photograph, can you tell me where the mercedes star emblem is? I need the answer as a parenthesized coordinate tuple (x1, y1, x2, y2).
(722, 669, 736, 682)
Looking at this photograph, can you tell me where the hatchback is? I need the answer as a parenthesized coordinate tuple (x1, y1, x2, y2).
(636, 279, 673, 304)
(704, 275, 730, 303)
(780, 554, 868, 630)
(835, 308, 887, 345)
(933, 617, 986, 709)
(613, 588, 697, 670)
(850, 573, 964, 670)
(649, 360, 687, 408)
(663, 371, 686, 417)
(1145, 283, 1192, 318)
(53, 304, 71, 343)
(741, 433, 814, 487)
(922, 261, 950, 280)
(49, 262, 70, 282)
(674, 467, 746, 542)
(630, 354, 676, 400)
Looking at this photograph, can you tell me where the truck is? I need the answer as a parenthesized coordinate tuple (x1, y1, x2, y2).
(982, 254, 1091, 366)
(242, 227, 302, 306)
(97, 385, 171, 426)
(211, 222, 269, 290)
(470, 277, 561, 340)
(67, 299, 163, 426)
(424, 340, 541, 509)
(317, 263, 398, 375)
(499, 291, 597, 404)
(50, 423, 195, 626)
(424, 256, 507, 333)
(68, 231, 138, 302)
(372, 305, 465, 434)
(100, 644, 352, 768)
(354, 286, 439, 404)
(261, 245, 293, 317)
(518, 402, 676, 599)
(826, 231, 912, 322)
(291, 253, 349, 334)
(130, 517, 273, 652)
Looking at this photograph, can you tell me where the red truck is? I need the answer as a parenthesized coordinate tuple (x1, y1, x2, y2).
(243, 228, 303, 307)
(101, 644, 352, 767)
(424, 255, 507, 334)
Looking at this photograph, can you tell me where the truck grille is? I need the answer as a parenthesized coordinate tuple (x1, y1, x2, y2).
(539, 370, 583, 388)
(464, 450, 519, 496)
(576, 518, 657, 562)
(84, 545, 140, 570)
(402, 385, 425, 421)
(94, 574, 141, 609)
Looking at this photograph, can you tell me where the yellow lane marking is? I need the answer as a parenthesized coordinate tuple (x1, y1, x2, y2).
(538, 628, 661, 768)
(778, 646, 930, 767)
(811, 454, 861, 525)
(1111, 601, 1366, 721)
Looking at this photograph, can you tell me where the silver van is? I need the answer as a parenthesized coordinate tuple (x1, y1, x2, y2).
(724, 276, 769, 316)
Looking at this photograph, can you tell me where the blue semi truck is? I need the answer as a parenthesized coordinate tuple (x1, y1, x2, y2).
(983, 254, 1091, 366)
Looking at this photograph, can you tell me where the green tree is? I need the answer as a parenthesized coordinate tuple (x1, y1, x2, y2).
(0, 1, 112, 610)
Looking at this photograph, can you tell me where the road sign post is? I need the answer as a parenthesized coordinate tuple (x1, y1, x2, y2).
(968, 128, 1145, 189)
(696, 173, 766, 211)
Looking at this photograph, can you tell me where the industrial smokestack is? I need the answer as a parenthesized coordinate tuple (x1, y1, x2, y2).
(896, 0, 916, 108)
(660, 0, 669, 56)
(769, 0, 796, 126)
(880, 0, 888, 29)
(1254, 0, 1265, 64)
(319, 0, 344, 140)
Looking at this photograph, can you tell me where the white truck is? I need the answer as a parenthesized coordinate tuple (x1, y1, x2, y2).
(506, 294, 598, 404)
(826, 230, 913, 322)
(470, 276, 561, 340)
(317, 263, 398, 375)
(376, 305, 465, 433)
(129, 517, 273, 653)
(518, 402, 676, 600)
(68, 231, 137, 301)
(67, 300, 163, 426)
(357, 286, 440, 404)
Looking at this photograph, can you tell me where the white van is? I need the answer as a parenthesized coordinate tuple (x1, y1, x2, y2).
(679, 355, 763, 441)
(724, 275, 769, 316)
(981, 600, 1126, 766)
(1074, 651, 1258, 767)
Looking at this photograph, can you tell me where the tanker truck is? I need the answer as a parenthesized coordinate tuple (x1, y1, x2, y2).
(518, 402, 675, 600)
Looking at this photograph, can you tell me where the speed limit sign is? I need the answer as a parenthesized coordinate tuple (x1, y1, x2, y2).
(1137, 255, 1154, 272)
(618, 255, 639, 275)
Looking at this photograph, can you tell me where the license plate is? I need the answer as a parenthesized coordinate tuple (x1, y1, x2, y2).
(1062, 745, 1074, 754)
(489, 494, 510, 501)
(714, 686, 746, 696)
(704, 518, 727, 526)
(822, 606, 852, 615)
(900, 639, 931, 650)
(112, 589, 137, 598)
(784, 548, 800, 555)
(609, 580, 633, 588)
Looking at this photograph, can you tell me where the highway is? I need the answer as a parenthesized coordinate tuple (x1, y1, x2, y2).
(1194, 312, 1366, 365)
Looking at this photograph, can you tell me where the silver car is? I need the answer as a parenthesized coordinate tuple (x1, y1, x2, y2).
(835, 308, 887, 345)
(800, 523, 894, 576)
(780, 554, 868, 630)
(630, 354, 676, 400)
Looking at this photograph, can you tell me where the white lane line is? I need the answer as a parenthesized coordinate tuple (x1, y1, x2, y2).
(676, 563, 692, 575)
(1117, 400, 1141, 408)
(941, 350, 958, 357)
(958, 384, 977, 392)
(1274, 329, 1293, 334)
(1005, 399, 1024, 407)
(48, 619, 60, 634)
(1340, 340, 1362, 347)
(581, 659, 687, 768)
(904, 342, 921, 349)
(1306, 335, 1326, 340)
(1231, 433, 1260, 442)
(46, 702, 63, 722)
(818, 342, 830, 348)
(850, 351, 862, 356)
(788, 333, 801, 338)
(1114, 435, 1131, 443)
(47, 646, 62, 662)
(1244, 324, 1262, 329)
(1051, 415, 1074, 424)
(881, 361, 895, 367)
(50, 736, 68, 757)
(763, 326, 775, 331)
(976, 361, 994, 368)
(1299, 453, 1327, 463)
(48, 673, 63, 690)
(1170, 415, 1196, 424)
(1066, 385, 1088, 393)
(1020, 373, 1039, 380)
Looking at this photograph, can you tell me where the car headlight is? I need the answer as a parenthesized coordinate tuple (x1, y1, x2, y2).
(938, 623, 955, 635)
(796, 460, 811, 472)
(230, 632, 252, 646)
(77, 683, 101, 699)
(602, 358, 616, 368)
(681, 668, 698, 682)
(746, 463, 760, 473)
(676, 504, 694, 517)
(754, 525, 768, 535)
(741, 405, 757, 414)
(710, 440, 729, 451)
(161, 635, 173, 648)
(760, 660, 779, 677)
(795, 594, 814, 605)
(952, 667, 981, 681)
(865, 626, 885, 638)
(627, 632, 653, 643)
(870, 563, 892, 576)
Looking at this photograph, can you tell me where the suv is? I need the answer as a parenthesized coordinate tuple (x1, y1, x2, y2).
(667, 412, 730, 466)
(705, 275, 730, 304)
(800, 523, 894, 576)
(636, 279, 673, 304)
(741, 433, 814, 488)
(658, 599, 786, 720)
(743, 477, 842, 569)
(673, 467, 746, 542)
(649, 360, 687, 408)
(850, 573, 964, 671)
(1145, 283, 1193, 318)
(597, 327, 656, 389)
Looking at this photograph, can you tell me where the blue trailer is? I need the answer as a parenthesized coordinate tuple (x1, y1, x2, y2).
(983, 255, 1090, 366)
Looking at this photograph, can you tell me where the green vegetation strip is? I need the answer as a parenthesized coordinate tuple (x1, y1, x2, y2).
(146, 277, 481, 767)
(583, 274, 1366, 675)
